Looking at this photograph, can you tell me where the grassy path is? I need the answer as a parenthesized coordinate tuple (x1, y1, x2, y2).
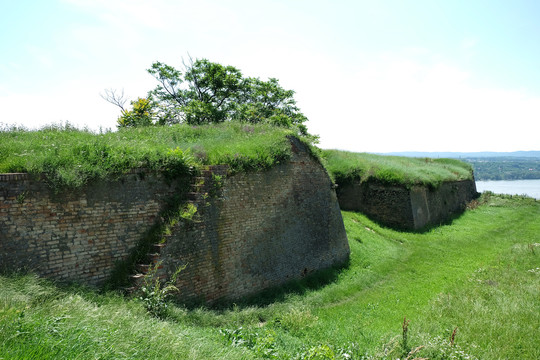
(1, 194, 539, 359)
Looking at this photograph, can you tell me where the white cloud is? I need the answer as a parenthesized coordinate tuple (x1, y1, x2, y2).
(1, 91, 117, 131)
(304, 56, 540, 152)
(24, 45, 55, 69)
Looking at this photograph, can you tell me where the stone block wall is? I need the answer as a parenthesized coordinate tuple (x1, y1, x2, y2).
(336, 179, 478, 230)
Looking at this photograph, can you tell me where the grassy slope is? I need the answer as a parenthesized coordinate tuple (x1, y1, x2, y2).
(323, 149, 474, 189)
(1, 194, 538, 359)
(310, 195, 540, 358)
(0, 123, 298, 190)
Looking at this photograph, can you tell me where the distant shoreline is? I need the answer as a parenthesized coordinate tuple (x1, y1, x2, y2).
(382, 151, 540, 158)
(476, 179, 540, 199)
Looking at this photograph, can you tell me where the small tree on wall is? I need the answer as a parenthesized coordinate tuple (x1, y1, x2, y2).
(117, 97, 156, 128)
(102, 57, 311, 136)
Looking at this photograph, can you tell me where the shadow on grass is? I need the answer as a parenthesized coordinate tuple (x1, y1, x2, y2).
(358, 200, 479, 235)
(178, 259, 350, 311)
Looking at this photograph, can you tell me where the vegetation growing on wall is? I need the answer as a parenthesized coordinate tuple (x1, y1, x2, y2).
(103, 57, 313, 139)
(323, 149, 474, 189)
(0, 122, 302, 190)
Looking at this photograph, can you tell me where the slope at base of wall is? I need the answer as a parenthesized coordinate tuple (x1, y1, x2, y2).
(337, 180, 478, 230)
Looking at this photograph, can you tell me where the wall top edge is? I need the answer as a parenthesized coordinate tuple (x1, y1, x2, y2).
(0, 165, 232, 183)
(0, 173, 33, 181)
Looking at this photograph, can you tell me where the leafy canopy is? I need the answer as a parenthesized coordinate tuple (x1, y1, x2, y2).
(110, 58, 310, 137)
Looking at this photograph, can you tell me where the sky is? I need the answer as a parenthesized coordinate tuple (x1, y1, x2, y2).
(1, 0, 539, 153)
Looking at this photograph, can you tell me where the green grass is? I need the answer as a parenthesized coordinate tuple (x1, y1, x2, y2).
(323, 149, 474, 189)
(0, 122, 299, 190)
(1, 193, 538, 359)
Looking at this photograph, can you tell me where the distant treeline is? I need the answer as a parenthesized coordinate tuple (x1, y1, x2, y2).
(464, 157, 540, 180)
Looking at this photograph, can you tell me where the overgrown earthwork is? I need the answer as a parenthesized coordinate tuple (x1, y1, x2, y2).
(322, 149, 474, 189)
(0, 122, 315, 192)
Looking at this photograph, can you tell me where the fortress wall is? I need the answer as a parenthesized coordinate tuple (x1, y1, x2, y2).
(0, 172, 183, 285)
(0, 138, 350, 302)
(337, 182, 414, 229)
(160, 138, 350, 303)
(410, 180, 478, 229)
(336, 179, 478, 230)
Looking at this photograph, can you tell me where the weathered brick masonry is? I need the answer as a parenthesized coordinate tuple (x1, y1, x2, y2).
(160, 138, 350, 303)
(1, 138, 350, 302)
(0, 171, 184, 285)
(336, 179, 478, 230)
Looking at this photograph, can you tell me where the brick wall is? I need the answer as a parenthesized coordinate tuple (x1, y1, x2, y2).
(0, 171, 184, 285)
(336, 179, 478, 230)
(1, 138, 350, 302)
(159, 138, 350, 303)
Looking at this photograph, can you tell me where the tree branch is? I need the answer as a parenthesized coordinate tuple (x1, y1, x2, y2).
(100, 88, 127, 111)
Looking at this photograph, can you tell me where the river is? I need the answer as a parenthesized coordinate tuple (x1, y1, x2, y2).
(475, 179, 540, 199)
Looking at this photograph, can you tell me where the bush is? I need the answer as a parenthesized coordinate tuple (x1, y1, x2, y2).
(139, 262, 185, 319)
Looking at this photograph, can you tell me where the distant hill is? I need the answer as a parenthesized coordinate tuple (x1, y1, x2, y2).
(382, 151, 540, 159)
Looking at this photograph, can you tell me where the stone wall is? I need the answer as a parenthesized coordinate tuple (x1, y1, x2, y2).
(0, 138, 350, 303)
(336, 179, 478, 230)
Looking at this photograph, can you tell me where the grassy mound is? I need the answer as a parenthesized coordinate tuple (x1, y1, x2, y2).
(323, 149, 474, 189)
(0, 123, 301, 190)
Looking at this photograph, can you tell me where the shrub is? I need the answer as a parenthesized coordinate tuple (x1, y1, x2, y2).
(139, 262, 185, 319)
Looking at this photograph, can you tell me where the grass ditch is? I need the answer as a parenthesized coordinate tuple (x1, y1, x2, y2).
(1, 194, 538, 359)
(323, 149, 474, 189)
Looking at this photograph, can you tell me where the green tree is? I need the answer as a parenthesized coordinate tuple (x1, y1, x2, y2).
(232, 77, 309, 135)
(117, 97, 156, 128)
(103, 57, 311, 137)
(147, 58, 309, 134)
(101, 89, 157, 128)
(148, 58, 243, 124)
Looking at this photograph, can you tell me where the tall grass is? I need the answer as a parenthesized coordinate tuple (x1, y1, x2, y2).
(0, 122, 297, 190)
(1, 194, 538, 359)
(323, 149, 474, 189)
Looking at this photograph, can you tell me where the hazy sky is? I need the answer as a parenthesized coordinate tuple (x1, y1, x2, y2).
(1, 0, 539, 152)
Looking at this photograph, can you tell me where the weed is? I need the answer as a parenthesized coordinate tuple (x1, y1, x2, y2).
(209, 173, 223, 198)
(276, 307, 319, 334)
(372, 321, 476, 360)
(295, 344, 336, 359)
(220, 326, 279, 359)
(16, 191, 27, 204)
(179, 202, 198, 222)
(450, 327, 458, 346)
(139, 261, 186, 319)
(402, 316, 410, 356)
(528, 243, 537, 254)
